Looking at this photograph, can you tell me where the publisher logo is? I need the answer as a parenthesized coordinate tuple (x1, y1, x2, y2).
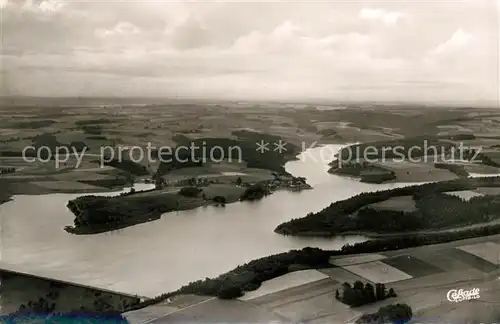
(446, 288, 480, 302)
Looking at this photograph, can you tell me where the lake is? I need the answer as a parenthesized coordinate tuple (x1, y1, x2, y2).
(0, 145, 423, 299)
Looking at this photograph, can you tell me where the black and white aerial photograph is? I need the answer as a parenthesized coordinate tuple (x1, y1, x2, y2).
(0, 0, 499, 323)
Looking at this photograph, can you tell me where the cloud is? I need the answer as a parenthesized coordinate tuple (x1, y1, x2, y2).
(359, 7, 405, 26)
(432, 28, 472, 56)
(0, 1, 497, 103)
(167, 15, 210, 50)
(231, 20, 304, 54)
(95, 22, 140, 38)
(6, 0, 66, 12)
(37, 0, 64, 12)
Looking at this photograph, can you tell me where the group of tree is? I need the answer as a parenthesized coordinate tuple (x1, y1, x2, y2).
(101, 158, 149, 176)
(120, 186, 159, 197)
(291, 176, 307, 185)
(0, 191, 12, 205)
(330, 162, 396, 184)
(212, 196, 227, 206)
(336, 281, 396, 307)
(153, 173, 166, 189)
(178, 186, 202, 198)
(355, 303, 413, 324)
(13, 119, 56, 129)
(78, 177, 130, 190)
(18, 296, 56, 313)
(80, 125, 103, 135)
(217, 282, 244, 299)
(240, 183, 271, 201)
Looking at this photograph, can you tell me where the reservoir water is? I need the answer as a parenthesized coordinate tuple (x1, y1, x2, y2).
(0, 145, 424, 298)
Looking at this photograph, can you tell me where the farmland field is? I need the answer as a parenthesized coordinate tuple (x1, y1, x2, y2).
(444, 248, 498, 273)
(239, 270, 330, 301)
(367, 196, 416, 212)
(458, 242, 500, 265)
(381, 255, 444, 278)
(343, 261, 413, 284)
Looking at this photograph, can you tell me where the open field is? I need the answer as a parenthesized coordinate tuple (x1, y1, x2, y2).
(30, 180, 104, 191)
(366, 196, 416, 212)
(458, 242, 500, 265)
(343, 261, 413, 284)
(245, 278, 340, 309)
(381, 255, 444, 278)
(474, 186, 500, 195)
(374, 160, 458, 183)
(329, 254, 387, 267)
(485, 150, 500, 164)
(443, 190, 485, 200)
(461, 161, 500, 174)
(239, 270, 330, 301)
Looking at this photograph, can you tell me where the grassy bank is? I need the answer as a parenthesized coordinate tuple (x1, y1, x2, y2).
(434, 163, 469, 177)
(275, 176, 500, 237)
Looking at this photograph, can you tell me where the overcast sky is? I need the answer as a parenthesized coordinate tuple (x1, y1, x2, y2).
(1, 0, 499, 104)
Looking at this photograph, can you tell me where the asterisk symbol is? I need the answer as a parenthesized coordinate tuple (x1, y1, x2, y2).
(273, 140, 287, 153)
(256, 140, 270, 153)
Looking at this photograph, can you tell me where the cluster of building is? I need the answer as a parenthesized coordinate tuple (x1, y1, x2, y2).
(265, 173, 309, 191)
